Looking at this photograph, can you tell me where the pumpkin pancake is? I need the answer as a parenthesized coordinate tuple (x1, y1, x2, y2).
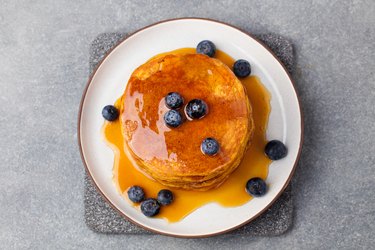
(120, 52, 254, 191)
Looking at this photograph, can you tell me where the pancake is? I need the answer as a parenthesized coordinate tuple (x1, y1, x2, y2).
(120, 52, 254, 191)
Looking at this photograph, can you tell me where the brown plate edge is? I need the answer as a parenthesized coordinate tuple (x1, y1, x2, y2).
(77, 17, 304, 238)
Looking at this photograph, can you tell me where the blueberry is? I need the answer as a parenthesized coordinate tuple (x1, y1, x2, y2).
(201, 138, 219, 156)
(185, 99, 207, 119)
(157, 189, 174, 205)
(102, 105, 119, 121)
(127, 186, 145, 203)
(265, 140, 288, 160)
(196, 40, 216, 57)
(233, 59, 251, 78)
(246, 178, 267, 197)
(165, 92, 184, 109)
(140, 198, 161, 217)
(164, 110, 183, 128)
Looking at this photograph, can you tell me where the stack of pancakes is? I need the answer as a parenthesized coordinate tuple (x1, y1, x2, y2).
(120, 52, 254, 191)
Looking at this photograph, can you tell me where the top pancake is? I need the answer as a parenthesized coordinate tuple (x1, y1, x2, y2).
(120, 52, 254, 190)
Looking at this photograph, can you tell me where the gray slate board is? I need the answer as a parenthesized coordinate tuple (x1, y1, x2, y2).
(84, 32, 295, 236)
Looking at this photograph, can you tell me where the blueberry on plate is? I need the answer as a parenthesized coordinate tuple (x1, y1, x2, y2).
(265, 140, 288, 160)
(246, 177, 267, 197)
(102, 105, 119, 121)
(201, 138, 219, 156)
(233, 59, 251, 78)
(185, 99, 207, 119)
(165, 92, 184, 109)
(196, 40, 216, 57)
(127, 186, 145, 203)
(157, 189, 174, 205)
(164, 110, 183, 128)
(140, 198, 161, 217)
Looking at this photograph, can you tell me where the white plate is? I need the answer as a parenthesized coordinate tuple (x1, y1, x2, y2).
(78, 18, 303, 237)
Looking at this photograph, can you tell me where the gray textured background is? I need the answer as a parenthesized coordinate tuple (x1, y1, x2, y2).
(0, 0, 374, 249)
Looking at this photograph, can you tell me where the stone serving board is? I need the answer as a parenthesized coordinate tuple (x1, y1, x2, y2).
(84, 32, 295, 236)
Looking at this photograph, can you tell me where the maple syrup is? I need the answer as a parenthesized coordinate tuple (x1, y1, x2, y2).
(103, 48, 271, 222)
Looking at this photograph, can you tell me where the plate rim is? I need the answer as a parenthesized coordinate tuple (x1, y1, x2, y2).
(77, 17, 304, 238)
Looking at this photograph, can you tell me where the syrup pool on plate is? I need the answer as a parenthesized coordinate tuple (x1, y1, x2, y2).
(102, 48, 271, 222)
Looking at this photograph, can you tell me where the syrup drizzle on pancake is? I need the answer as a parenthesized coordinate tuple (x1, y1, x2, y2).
(103, 48, 271, 222)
